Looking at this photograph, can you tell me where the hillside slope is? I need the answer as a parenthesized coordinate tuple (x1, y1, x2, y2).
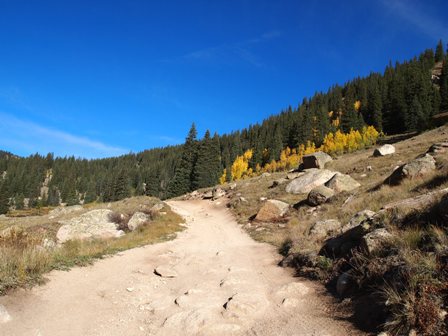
(220, 125, 448, 335)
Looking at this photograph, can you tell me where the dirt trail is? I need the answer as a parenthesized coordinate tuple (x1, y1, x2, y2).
(0, 200, 362, 336)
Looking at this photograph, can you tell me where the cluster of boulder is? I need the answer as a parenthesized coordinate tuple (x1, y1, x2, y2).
(385, 141, 447, 185)
(183, 186, 231, 201)
(253, 151, 361, 223)
(56, 202, 164, 244)
(286, 152, 361, 207)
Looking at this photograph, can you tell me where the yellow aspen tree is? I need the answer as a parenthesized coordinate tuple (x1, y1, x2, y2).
(231, 149, 253, 181)
(219, 169, 227, 184)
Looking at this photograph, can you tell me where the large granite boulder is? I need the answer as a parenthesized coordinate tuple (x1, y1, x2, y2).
(57, 209, 124, 243)
(309, 219, 342, 240)
(325, 173, 361, 193)
(427, 142, 448, 155)
(386, 154, 436, 185)
(255, 200, 289, 222)
(360, 228, 393, 254)
(342, 210, 376, 233)
(127, 211, 151, 231)
(302, 152, 333, 169)
(307, 186, 335, 206)
(285, 169, 336, 194)
(373, 144, 395, 157)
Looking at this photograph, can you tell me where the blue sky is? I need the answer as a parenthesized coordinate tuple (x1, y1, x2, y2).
(1, 0, 447, 158)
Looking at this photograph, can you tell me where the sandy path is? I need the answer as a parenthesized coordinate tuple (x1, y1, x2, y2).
(0, 200, 361, 336)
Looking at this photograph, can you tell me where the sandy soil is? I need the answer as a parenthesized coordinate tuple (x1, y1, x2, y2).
(0, 200, 363, 336)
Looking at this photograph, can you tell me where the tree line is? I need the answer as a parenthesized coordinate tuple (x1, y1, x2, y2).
(0, 41, 447, 212)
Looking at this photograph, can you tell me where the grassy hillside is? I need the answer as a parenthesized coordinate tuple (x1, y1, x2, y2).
(223, 125, 448, 335)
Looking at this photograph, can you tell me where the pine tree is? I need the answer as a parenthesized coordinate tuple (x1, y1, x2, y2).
(47, 186, 60, 206)
(368, 82, 383, 131)
(0, 184, 9, 215)
(406, 96, 424, 131)
(112, 169, 130, 201)
(167, 123, 198, 197)
(440, 60, 448, 111)
(192, 131, 222, 189)
(435, 39, 445, 63)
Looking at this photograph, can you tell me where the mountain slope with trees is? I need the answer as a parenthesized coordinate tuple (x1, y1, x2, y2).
(0, 41, 447, 212)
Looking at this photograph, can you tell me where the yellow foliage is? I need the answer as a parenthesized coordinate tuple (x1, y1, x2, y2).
(231, 149, 253, 181)
(332, 118, 340, 127)
(219, 169, 227, 185)
(354, 100, 361, 111)
(227, 126, 380, 179)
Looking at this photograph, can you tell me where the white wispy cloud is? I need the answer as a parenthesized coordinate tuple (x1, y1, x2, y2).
(381, 0, 448, 40)
(165, 30, 281, 67)
(0, 112, 128, 158)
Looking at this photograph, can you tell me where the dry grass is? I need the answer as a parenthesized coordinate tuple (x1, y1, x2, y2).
(0, 198, 184, 295)
(225, 125, 448, 334)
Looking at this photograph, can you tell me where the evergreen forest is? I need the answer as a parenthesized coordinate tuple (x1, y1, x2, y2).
(1, 41, 447, 212)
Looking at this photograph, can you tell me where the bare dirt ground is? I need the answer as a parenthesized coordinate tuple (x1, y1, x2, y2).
(0, 200, 363, 336)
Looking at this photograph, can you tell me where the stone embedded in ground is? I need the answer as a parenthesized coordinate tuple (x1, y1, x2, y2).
(204, 323, 241, 334)
(48, 205, 83, 219)
(56, 209, 124, 243)
(150, 202, 164, 212)
(154, 265, 178, 278)
(281, 297, 301, 308)
(202, 190, 213, 199)
(302, 151, 333, 169)
(255, 199, 289, 222)
(212, 187, 226, 200)
(0, 304, 11, 323)
(276, 282, 310, 297)
(336, 272, 355, 297)
(307, 185, 335, 206)
(223, 293, 268, 319)
(342, 210, 376, 233)
(127, 211, 151, 231)
(286, 172, 304, 180)
(309, 219, 342, 240)
(324, 173, 361, 193)
(163, 308, 216, 332)
(270, 178, 288, 188)
(427, 142, 448, 155)
(373, 144, 395, 157)
(361, 228, 393, 254)
(285, 169, 337, 194)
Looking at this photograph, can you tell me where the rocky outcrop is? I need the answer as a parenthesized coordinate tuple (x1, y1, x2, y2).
(321, 216, 378, 258)
(127, 211, 150, 231)
(302, 152, 333, 169)
(48, 205, 83, 219)
(255, 200, 289, 222)
(212, 187, 226, 200)
(427, 142, 448, 155)
(285, 169, 336, 194)
(360, 228, 393, 254)
(373, 144, 395, 157)
(324, 173, 361, 193)
(56, 209, 124, 243)
(379, 187, 448, 219)
(386, 154, 436, 185)
(309, 219, 342, 240)
(342, 210, 376, 233)
(307, 186, 335, 206)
